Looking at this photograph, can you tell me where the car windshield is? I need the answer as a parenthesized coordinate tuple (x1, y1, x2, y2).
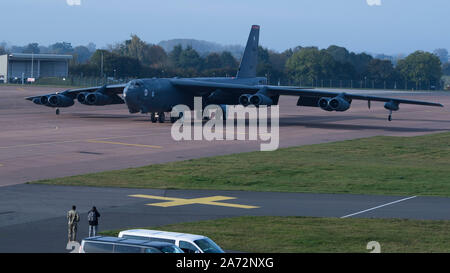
(159, 245, 184, 253)
(194, 238, 224, 253)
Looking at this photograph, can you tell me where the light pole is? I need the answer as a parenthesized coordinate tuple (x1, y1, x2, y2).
(31, 52, 34, 80)
(100, 51, 104, 82)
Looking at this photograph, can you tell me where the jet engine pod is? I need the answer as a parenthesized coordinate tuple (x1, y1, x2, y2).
(85, 92, 114, 106)
(48, 94, 75, 108)
(32, 98, 43, 105)
(318, 97, 333, 111)
(329, 97, 351, 112)
(238, 94, 252, 106)
(249, 94, 273, 106)
(40, 96, 49, 105)
(384, 100, 399, 111)
(77, 92, 88, 104)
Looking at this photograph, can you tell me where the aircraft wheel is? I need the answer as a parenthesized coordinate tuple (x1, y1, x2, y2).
(170, 112, 183, 123)
(158, 112, 165, 123)
(56, 109, 60, 115)
(150, 113, 157, 123)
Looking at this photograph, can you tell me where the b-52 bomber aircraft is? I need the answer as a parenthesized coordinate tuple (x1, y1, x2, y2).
(26, 25, 443, 122)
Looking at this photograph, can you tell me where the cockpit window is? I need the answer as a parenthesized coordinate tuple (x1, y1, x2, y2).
(123, 80, 144, 98)
(127, 80, 143, 88)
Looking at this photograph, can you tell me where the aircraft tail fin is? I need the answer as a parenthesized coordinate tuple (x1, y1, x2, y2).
(236, 25, 260, 78)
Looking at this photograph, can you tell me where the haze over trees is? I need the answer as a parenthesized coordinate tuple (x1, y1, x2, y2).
(0, 45, 6, 55)
(443, 63, 450, 76)
(433, 48, 449, 64)
(158, 39, 244, 59)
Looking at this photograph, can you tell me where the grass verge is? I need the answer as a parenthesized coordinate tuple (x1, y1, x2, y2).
(31, 132, 450, 196)
(100, 216, 450, 253)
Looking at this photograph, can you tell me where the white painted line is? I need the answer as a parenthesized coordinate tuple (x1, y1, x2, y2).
(340, 196, 417, 219)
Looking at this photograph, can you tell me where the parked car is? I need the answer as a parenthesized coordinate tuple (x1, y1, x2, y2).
(79, 236, 184, 253)
(118, 229, 225, 253)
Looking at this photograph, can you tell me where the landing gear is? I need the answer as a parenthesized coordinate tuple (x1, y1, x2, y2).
(170, 112, 184, 123)
(56, 108, 60, 115)
(388, 110, 392, 122)
(157, 112, 165, 123)
(150, 112, 166, 123)
(150, 112, 157, 123)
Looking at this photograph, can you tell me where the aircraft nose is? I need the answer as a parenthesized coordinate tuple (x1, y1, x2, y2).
(124, 87, 143, 113)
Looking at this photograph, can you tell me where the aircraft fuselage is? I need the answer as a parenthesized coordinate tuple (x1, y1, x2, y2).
(123, 77, 268, 114)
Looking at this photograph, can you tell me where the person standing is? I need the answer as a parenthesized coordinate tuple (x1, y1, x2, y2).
(67, 205, 80, 242)
(88, 206, 101, 237)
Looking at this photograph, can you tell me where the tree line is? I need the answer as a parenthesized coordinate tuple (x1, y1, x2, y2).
(69, 35, 240, 80)
(1, 36, 448, 89)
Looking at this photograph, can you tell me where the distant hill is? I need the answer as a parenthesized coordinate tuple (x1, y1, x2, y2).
(158, 39, 244, 59)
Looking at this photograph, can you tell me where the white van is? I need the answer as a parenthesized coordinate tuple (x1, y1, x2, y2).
(118, 229, 225, 253)
(79, 236, 184, 253)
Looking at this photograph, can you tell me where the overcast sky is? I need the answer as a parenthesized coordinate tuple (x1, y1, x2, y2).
(1, 0, 448, 55)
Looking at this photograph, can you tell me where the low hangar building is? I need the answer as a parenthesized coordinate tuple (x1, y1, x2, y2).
(0, 53, 73, 83)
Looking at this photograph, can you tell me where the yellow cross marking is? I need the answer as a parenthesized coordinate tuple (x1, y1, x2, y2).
(87, 140, 163, 149)
(129, 194, 259, 209)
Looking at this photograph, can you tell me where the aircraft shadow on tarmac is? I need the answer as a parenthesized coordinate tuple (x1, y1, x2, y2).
(279, 116, 448, 132)
(70, 113, 133, 119)
(57, 112, 449, 133)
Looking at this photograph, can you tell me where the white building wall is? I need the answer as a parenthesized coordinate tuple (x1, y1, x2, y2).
(0, 55, 8, 82)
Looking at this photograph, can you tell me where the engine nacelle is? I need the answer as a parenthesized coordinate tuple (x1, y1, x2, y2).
(239, 94, 251, 106)
(40, 96, 49, 105)
(77, 92, 89, 105)
(329, 97, 351, 112)
(48, 94, 75, 108)
(85, 92, 114, 106)
(32, 98, 43, 105)
(318, 97, 333, 111)
(249, 94, 274, 106)
(384, 101, 399, 111)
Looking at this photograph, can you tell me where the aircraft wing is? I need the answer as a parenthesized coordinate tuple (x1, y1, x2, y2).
(25, 84, 127, 101)
(170, 79, 308, 94)
(264, 86, 444, 107)
(170, 78, 260, 95)
(170, 79, 443, 108)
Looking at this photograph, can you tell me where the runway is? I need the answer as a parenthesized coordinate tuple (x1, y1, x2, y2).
(1, 85, 449, 187)
(1, 85, 449, 252)
(0, 184, 449, 253)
